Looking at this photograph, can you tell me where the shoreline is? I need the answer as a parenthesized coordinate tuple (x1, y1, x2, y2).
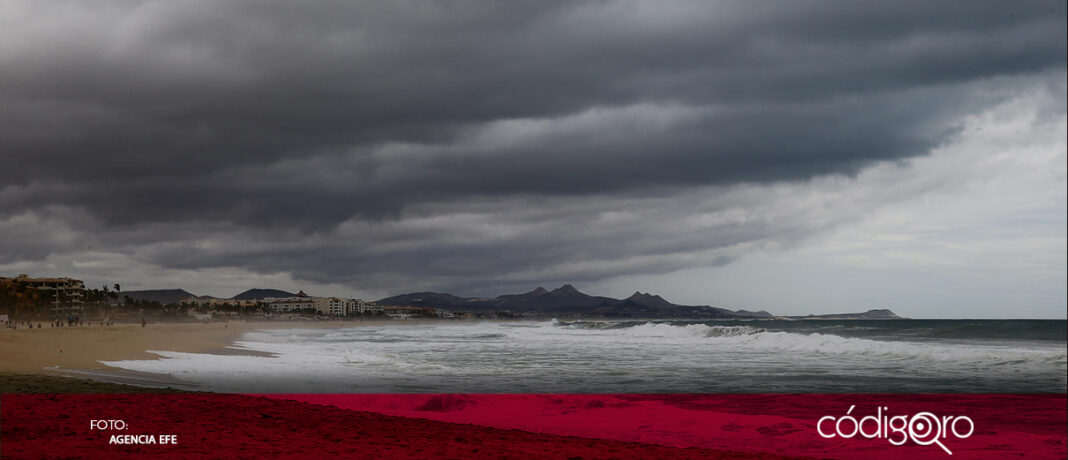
(0, 319, 420, 392)
(0, 319, 415, 376)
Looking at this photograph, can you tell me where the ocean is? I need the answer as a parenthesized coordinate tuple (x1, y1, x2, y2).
(101, 319, 1067, 393)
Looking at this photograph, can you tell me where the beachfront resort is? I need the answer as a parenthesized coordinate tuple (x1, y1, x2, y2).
(1, 273, 452, 326)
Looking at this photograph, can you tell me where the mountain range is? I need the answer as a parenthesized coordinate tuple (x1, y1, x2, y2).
(119, 284, 901, 320)
(375, 284, 773, 318)
(115, 289, 197, 304)
(119, 288, 296, 305)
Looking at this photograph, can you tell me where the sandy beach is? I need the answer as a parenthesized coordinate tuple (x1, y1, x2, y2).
(0, 320, 382, 378)
(0, 319, 450, 393)
(2, 323, 242, 375)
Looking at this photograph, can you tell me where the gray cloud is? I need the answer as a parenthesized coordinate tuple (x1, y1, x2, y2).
(1, 1, 1064, 296)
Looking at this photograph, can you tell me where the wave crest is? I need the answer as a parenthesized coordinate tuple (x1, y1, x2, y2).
(622, 323, 765, 338)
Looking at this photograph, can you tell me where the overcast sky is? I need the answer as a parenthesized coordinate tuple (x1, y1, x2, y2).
(1, 1, 1065, 318)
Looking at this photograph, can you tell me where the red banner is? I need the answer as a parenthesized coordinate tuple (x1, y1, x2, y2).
(3, 393, 1065, 458)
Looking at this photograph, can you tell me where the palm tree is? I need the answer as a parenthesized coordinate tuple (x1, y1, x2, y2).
(102, 284, 112, 321)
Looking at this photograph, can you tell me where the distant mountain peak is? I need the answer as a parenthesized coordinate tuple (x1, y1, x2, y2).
(231, 288, 298, 300)
(624, 291, 675, 308)
(552, 284, 581, 295)
(626, 291, 662, 300)
(511, 287, 549, 297)
(494, 287, 549, 301)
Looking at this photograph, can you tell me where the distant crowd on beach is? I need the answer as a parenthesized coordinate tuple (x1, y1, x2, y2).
(3, 317, 116, 330)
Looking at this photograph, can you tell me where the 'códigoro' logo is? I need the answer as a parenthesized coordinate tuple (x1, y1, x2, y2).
(817, 405, 974, 455)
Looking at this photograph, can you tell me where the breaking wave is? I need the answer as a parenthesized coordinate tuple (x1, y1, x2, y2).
(97, 319, 1066, 393)
(551, 320, 1066, 366)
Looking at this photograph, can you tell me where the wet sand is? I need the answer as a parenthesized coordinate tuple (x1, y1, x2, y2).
(0, 320, 415, 375)
(1, 322, 248, 375)
(0, 319, 433, 392)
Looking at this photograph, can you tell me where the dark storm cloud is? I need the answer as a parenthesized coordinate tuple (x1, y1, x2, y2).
(1, 0, 1065, 293)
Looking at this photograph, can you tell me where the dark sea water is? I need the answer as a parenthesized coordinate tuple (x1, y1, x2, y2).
(102, 319, 1066, 394)
(563, 318, 1068, 341)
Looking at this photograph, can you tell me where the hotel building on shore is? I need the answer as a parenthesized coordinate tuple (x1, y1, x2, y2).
(0, 274, 86, 313)
(263, 296, 317, 312)
(179, 291, 383, 317)
(262, 296, 380, 316)
(180, 297, 261, 308)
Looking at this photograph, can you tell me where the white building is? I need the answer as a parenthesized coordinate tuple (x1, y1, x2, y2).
(264, 297, 317, 312)
(316, 297, 349, 316)
(346, 298, 382, 315)
(262, 295, 378, 316)
(1, 275, 86, 312)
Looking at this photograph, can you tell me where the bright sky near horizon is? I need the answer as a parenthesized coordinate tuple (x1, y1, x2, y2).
(1, 1, 1065, 318)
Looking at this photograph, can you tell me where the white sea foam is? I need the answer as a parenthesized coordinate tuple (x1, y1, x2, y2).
(620, 323, 764, 338)
(605, 322, 1063, 365)
(99, 321, 1067, 393)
